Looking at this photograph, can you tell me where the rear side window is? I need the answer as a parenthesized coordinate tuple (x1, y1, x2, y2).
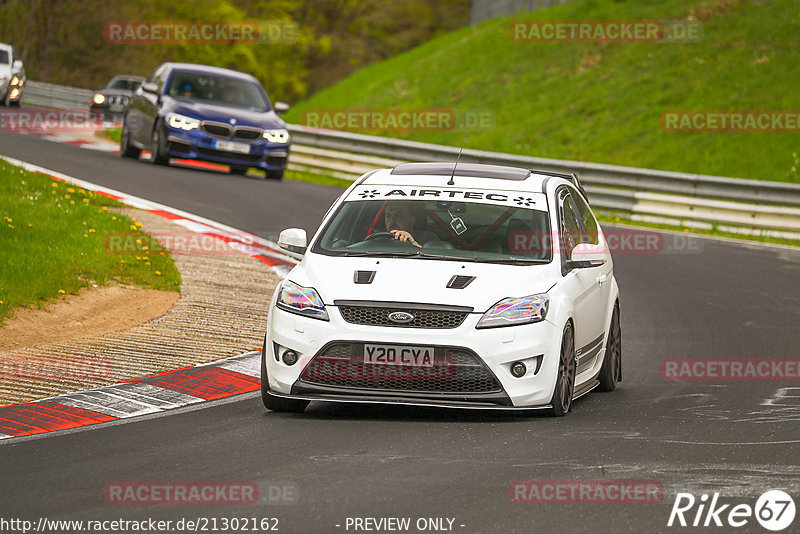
(0, 50, 9, 64)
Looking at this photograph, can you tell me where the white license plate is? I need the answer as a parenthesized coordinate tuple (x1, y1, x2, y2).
(213, 139, 251, 154)
(364, 344, 434, 367)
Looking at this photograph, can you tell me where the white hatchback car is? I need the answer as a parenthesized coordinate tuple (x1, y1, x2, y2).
(262, 162, 621, 416)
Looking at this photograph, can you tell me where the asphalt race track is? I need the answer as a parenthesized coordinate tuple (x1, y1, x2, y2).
(2, 130, 799, 533)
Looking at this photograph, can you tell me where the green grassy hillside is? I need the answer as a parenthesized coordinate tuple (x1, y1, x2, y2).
(287, 0, 800, 182)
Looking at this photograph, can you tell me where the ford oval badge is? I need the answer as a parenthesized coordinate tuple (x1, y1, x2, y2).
(388, 311, 414, 324)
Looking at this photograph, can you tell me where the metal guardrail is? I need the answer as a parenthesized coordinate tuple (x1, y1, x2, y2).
(286, 126, 800, 207)
(22, 80, 94, 109)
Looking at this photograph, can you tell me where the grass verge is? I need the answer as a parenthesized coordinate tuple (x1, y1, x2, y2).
(0, 160, 181, 324)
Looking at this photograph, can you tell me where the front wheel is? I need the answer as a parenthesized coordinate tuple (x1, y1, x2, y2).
(120, 119, 141, 159)
(261, 343, 309, 413)
(266, 169, 284, 180)
(598, 303, 622, 392)
(150, 123, 169, 165)
(548, 323, 576, 417)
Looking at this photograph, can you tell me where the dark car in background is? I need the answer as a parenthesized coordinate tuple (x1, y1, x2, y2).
(121, 62, 291, 179)
(90, 75, 144, 122)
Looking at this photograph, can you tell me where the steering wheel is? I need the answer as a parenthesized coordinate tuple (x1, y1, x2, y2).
(363, 231, 395, 241)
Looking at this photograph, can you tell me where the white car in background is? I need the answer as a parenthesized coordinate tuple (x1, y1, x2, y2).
(0, 42, 25, 107)
(262, 162, 622, 416)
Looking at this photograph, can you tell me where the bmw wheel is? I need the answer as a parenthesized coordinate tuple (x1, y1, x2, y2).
(150, 123, 169, 165)
(548, 322, 576, 417)
(120, 118, 141, 159)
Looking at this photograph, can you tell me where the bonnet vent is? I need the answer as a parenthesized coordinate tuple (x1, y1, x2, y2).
(354, 271, 376, 284)
(447, 275, 475, 289)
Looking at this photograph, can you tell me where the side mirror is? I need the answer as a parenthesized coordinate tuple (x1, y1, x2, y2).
(141, 82, 158, 94)
(566, 242, 606, 269)
(278, 228, 307, 255)
(274, 101, 290, 114)
(12, 60, 23, 71)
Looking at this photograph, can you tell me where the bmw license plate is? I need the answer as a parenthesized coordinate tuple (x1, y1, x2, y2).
(364, 344, 434, 367)
(213, 139, 251, 154)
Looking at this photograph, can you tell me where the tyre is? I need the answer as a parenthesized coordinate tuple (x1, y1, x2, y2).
(266, 169, 284, 180)
(120, 119, 141, 159)
(261, 341, 309, 413)
(598, 303, 622, 392)
(548, 322, 576, 417)
(230, 165, 249, 175)
(150, 123, 169, 165)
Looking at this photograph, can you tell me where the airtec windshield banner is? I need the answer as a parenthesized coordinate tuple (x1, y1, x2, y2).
(345, 185, 547, 211)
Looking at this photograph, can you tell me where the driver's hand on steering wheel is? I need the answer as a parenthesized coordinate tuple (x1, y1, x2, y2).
(390, 230, 422, 248)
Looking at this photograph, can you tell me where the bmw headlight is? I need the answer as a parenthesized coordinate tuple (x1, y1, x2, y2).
(167, 112, 200, 131)
(92, 93, 106, 105)
(276, 281, 329, 321)
(263, 128, 290, 143)
(476, 294, 549, 329)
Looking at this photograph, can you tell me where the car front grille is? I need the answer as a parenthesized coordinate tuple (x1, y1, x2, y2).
(336, 303, 470, 329)
(298, 343, 502, 394)
(233, 128, 262, 140)
(201, 123, 232, 137)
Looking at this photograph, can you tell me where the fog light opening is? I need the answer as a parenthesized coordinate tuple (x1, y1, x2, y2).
(282, 349, 299, 366)
(510, 361, 527, 378)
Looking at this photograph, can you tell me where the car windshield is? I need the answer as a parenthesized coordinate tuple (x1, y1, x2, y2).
(166, 71, 270, 112)
(0, 50, 9, 64)
(108, 78, 142, 91)
(312, 198, 553, 264)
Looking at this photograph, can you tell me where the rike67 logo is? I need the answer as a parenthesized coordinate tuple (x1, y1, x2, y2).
(668, 490, 795, 531)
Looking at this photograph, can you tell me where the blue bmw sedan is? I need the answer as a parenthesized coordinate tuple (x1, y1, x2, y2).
(122, 62, 290, 180)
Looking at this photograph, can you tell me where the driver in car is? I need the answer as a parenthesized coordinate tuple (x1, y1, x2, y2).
(385, 201, 423, 248)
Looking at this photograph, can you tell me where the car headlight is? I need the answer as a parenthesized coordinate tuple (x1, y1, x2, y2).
(276, 281, 329, 321)
(167, 113, 200, 131)
(10, 75, 20, 86)
(476, 294, 549, 329)
(92, 93, 106, 105)
(263, 129, 290, 143)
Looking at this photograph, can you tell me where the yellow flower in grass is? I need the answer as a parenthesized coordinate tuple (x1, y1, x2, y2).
(7, 224, 13, 229)
(89, 229, 95, 233)
(135, 222, 142, 227)
(83, 234, 88, 238)
(155, 270, 162, 275)
(145, 262, 150, 266)
(129, 225, 136, 230)
(112, 216, 117, 220)
(58, 289, 65, 294)
(102, 206, 108, 211)
(70, 200, 75, 205)
(3, 217, 11, 222)
(67, 188, 75, 193)
(65, 194, 70, 199)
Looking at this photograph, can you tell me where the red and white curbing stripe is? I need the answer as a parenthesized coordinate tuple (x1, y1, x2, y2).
(0, 352, 262, 440)
(19, 131, 122, 153)
(0, 156, 297, 440)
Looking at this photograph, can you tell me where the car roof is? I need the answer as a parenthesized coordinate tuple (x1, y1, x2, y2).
(110, 75, 145, 81)
(362, 162, 577, 194)
(160, 62, 257, 82)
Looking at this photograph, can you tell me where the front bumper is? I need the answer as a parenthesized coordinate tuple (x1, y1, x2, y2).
(163, 125, 289, 171)
(265, 304, 564, 408)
